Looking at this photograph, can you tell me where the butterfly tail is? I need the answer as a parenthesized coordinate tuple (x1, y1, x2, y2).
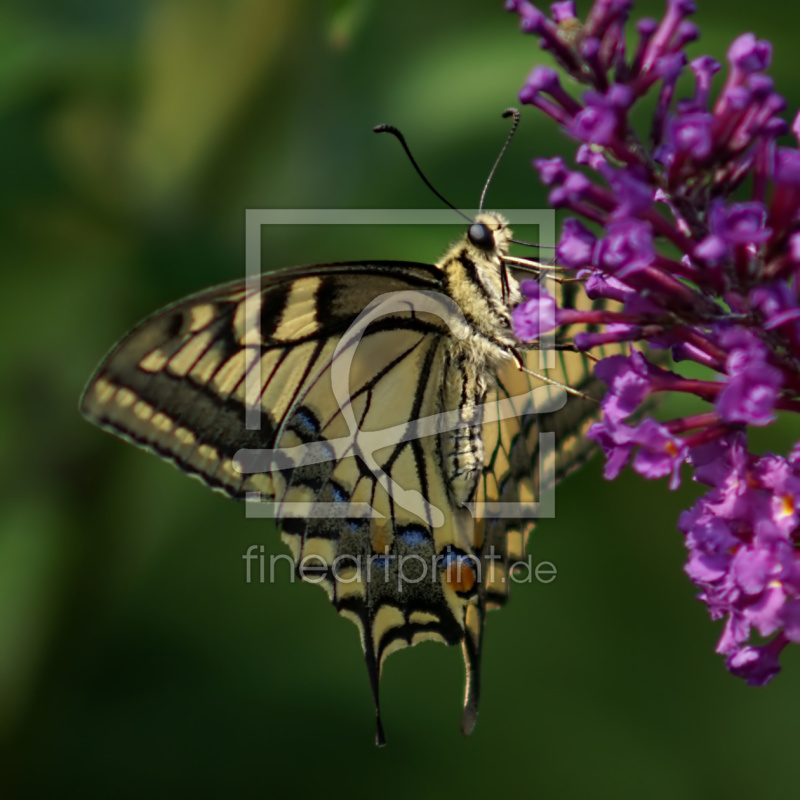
(358, 609, 387, 747)
(460, 602, 485, 735)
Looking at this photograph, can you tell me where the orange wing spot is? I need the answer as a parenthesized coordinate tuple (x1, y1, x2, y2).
(370, 521, 394, 555)
(780, 494, 795, 517)
(444, 561, 477, 594)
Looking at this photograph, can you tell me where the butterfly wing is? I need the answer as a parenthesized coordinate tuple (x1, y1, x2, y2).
(81, 261, 485, 745)
(81, 262, 440, 496)
(460, 274, 627, 732)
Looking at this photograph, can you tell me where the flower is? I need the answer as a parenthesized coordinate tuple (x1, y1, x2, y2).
(630, 418, 687, 488)
(726, 638, 785, 686)
(715, 330, 783, 426)
(507, 0, 800, 685)
(555, 217, 597, 267)
(594, 352, 653, 422)
(512, 279, 557, 340)
(596, 219, 655, 276)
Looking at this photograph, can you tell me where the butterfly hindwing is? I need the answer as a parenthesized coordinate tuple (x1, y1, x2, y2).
(268, 299, 480, 743)
(461, 272, 627, 732)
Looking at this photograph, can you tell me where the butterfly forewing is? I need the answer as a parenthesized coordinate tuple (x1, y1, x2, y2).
(81, 263, 441, 494)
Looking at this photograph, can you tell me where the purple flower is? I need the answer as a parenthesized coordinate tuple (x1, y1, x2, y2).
(668, 111, 714, 159)
(710, 200, 771, 245)
(682, 512, 737, 583)
(569, 102, 619, 145)
(576, 143, 608, 170)
(775, 147, 800, 187)
(551, 1, 577, 24)
(731, 545, 782, 596)
(595, 219, 655, 275)
(758, 456, 800, 521)
(509, 0, 547, 32)
(587, 409, 687, 489)
(534, 156, 569, 186)
(716, 613, 750, 654)
(630, 418, 687, 488)
(780, 601, 800, 642)
(609, 168, 653, 218)
(689, 433, 746, 487)
(556, 218, 597, 267)
(549, 171, 594, 208)
(716, 369, 781, 426)
(509, 0, 800, 688)
(511, 280, 557, 341)
(586, 417, 637, 480)
(594, 351, 653, 422)
(716, 330, 783, 426)
(751, 283, 800, 336)
(689, 56, 721, 108)
(583, 271, 634, 302)
(726, 641, 783, 686)
(727, 33, 772, 77)
(526, 65, 560, 92)
(744, 583, 787, 637)
(693, 234, 728, 265)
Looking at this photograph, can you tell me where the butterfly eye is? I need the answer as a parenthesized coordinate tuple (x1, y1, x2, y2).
(467, 222, 495, 250)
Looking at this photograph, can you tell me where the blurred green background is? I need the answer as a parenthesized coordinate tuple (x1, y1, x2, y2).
(3, 0, 800, 796)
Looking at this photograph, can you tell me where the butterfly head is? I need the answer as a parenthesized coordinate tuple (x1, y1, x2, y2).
(436, 211, 523, 352)
(463, 211, 520, 311)
(465, 211, 513, 262)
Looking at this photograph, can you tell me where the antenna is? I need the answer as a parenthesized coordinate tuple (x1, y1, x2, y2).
(479, 108, 520, 212)
(374, 124, 473, 223)
(476, 109, 551, 256)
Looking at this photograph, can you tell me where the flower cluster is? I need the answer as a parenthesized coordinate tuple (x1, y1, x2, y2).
(507, 0, 800, 684)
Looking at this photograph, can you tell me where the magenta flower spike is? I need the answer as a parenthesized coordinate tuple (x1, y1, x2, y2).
(508, 0, 800, 685)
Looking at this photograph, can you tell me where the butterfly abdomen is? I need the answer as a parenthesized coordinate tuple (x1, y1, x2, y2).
(438, 350, 491, 509)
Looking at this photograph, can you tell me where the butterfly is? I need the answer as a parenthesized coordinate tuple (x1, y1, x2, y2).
(80, 122, 616, 745)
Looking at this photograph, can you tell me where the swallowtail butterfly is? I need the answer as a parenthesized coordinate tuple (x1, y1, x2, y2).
(81, 116, 616, 745)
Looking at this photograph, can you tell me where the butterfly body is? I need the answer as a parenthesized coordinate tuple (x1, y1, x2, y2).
(81, 211, 608, 744)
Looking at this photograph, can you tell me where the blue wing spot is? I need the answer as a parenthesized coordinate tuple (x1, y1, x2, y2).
(290, 407, 321, 442)
(330, 482, 349, 503)
(397, 525, 432, 547)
